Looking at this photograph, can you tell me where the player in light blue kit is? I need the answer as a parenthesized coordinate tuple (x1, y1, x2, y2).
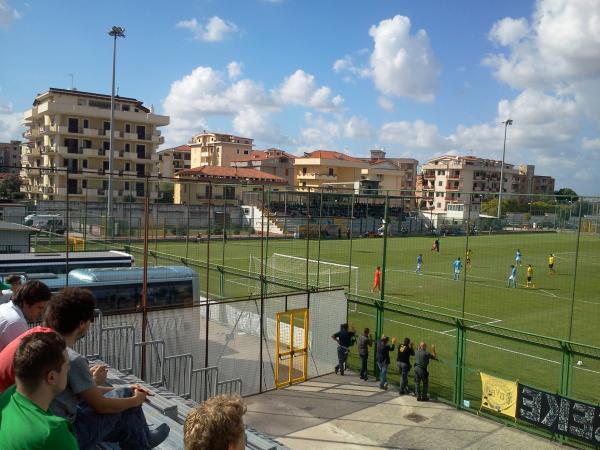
(515, 249, 522, 266)
(416, 254, 423, 274)
(508, 264, 517, 288)
(452, 257, 462, 281)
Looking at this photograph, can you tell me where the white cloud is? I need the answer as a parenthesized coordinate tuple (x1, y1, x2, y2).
(377, 97, 395, 111)
(0, 102, 23, 142)
(176, 16, 238, 42)
(227, 61, 243, 80)
(488, 17, 529, 46)
(299, 113, 373, 150)
(163, 66, 344, 148)
(380, 120, 449, 150)
(582, 137, 600, 151)
(274, 70, 343, 111)
(368, 15, 440, 102)
(0, 0, 21, 29)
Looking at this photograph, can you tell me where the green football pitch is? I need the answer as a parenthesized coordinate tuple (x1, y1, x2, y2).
(85, 231, 600, 404)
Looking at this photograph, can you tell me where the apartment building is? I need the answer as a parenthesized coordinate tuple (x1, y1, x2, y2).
(0, 141, 21, 174)
(294, 150, 368, 190)
(421, 155, 521, 214)
(20, 88, 169, 202)
(157, 144, 191, 178)
(173, 166, 286, 205)
(518, 164, 555, 199)
(230, 148, 295, 185)
(189, 132, 253, 168)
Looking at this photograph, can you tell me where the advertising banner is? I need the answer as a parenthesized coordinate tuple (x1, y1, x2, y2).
(517, 383, 600, 445)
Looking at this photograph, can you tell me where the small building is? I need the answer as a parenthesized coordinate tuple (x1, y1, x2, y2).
(189, 132, 253, 168)
(0, 203, 27, 224)
(173, 166, 287, 205)
(230, 148, 295, 185)
(157, 144, 191, 179)
(0, 141, 22, 174)
(0, 220, 35, 253)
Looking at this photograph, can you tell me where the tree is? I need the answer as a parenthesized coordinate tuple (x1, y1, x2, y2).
(0, 174, 23, 200)
(157, 182, 174, 204)
(554, 188, 578, 203)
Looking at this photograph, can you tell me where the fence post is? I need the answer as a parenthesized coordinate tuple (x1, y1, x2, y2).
(373, 299, 385, 377)
(453, 318, 466, 408)
(559, 341, 572, 398)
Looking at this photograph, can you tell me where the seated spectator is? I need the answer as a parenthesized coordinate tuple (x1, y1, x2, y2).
(184, 394, 247, 450)
(0, 274, 22, 304)
(0, 280, 51, 352)
(0, 331, 78, 449)
(44, 287, 170, 450)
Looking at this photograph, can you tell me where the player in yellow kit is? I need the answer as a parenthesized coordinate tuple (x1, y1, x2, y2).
(466, 249, 472, 268)
(548, 254, 556, 275)
(526, 264, 535, 288)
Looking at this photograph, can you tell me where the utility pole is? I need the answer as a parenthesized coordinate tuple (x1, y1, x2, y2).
(497, 119, 513, 219)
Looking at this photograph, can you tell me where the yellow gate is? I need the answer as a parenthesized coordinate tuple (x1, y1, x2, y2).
(275, 308, 309, 388)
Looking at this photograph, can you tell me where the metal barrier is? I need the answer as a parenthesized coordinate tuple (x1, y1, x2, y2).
(191, 366, 218, 403)
(164, 353, 193, 398)
(133, 340, 165, 386)
(73, 309, 103, 358)
(100, 325, 135, 373)
(216, 378, 243, 396)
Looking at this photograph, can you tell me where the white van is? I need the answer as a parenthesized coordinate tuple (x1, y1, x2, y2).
(23, 214, 65, 234)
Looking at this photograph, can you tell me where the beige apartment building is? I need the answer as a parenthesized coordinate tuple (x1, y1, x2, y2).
(157, 144, 191, 179)
(294, 150, 367, 190)
(0, 141, 21, 174)
(20, 88, 169, 202)
(518, 164, 555, 199)
(421, 155, 521, 214)
(230, 148, 295, 185)
(189, 132, 253, 168)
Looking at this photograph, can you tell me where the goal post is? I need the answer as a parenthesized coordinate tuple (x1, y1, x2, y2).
(249, 253, 359, 294)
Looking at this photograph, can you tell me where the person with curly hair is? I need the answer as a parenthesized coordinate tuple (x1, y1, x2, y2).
(184, 394, 247, 450)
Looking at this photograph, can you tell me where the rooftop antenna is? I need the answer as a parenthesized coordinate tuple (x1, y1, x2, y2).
(116, 86, 120, 96)
(69, 73, 75, 90)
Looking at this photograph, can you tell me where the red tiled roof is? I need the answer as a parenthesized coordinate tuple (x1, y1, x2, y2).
(299, 150, 361, 161)
(174, 145, 191, 152)
(176, 166, 286, 183)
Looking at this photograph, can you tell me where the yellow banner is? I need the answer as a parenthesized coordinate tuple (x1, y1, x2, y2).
(480, 372, 518, 418)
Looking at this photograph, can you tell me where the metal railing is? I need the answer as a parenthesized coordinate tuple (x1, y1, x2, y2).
(164, 353, 193, 398)
(191, 366, 219, 403)
(100, 325, 135, 373)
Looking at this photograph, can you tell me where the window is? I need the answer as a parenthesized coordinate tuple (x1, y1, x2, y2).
(122, 105, 130, 112)
(125, 163, 130, 171)
(68, 118, 78, 133)
(103, 122, 110, 131)
(285, 169, 289, 176)
(438, 181, 443, 186)
(243, 150, 249, 154)
(302, 167, 307, 175)
(103, 142, 110, 151)
(136, 125, 145, 140)
(136, 182, 144, 197)
(125, 143, 130, 152)
(64, 138, 78, 154)
(103, 161, 109, 171)
(103, 180, 108, 190)
(136, 145, 145, 159)
(82, 160, 88, 169)
(437, 202, 442, 208)
(83, 119, 89, 129)
(224, 186, 236, 200)
(124, 182, 129, 190)
(328, 168, 334, 176)
(125, 124, 131, 133)
(204, 185, 212, 198)
(83, 140, 91, 149)
(82, 180, 87, 188)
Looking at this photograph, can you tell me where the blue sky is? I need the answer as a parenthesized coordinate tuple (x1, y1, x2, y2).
(1, 0, 599, 194)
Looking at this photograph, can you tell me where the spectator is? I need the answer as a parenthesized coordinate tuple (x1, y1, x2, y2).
(0, 280, 51, 352)
(396, 338, 414, 395)
(376, 336, 396, 390)
(414, 342, 437, 401)
(44, 287, 170, 450)
(0, 331, 78, 449)
(357, 328, 373, 381)
(0, 274, 22, 304)
(184, 394, 246, 450)
(331, 323, 355, 376)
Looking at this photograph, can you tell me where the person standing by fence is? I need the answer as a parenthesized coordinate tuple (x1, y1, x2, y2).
(376, 336, 396, 390)
(331, 323, 355, 376)
(414, 342, 436, 401)
(396, 338, 414, 395)
(357, 328, 373, 381)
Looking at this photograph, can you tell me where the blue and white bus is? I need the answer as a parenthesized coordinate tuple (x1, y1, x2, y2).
(42, 266, 198, 314)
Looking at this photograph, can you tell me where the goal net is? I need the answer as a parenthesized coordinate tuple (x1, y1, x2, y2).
(249, 253, 359, 294)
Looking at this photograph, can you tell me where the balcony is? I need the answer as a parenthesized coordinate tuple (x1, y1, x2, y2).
(447, 174, 462, 180)
(82, 128, 98, 136)
(445, 184, 461, 191)
(123, 132, 138, 140)
(25, 147, 41, 156)
(296, 172, 337, 180)
(82, 148, 103, 157)
(151, 135, 165, 144)
(445, 196, 460, 201)
(103, 130, 121, 138)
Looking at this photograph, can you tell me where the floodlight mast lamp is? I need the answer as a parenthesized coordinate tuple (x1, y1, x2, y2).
(497, 119, 513, 219)
(107, 26, 125, 238)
